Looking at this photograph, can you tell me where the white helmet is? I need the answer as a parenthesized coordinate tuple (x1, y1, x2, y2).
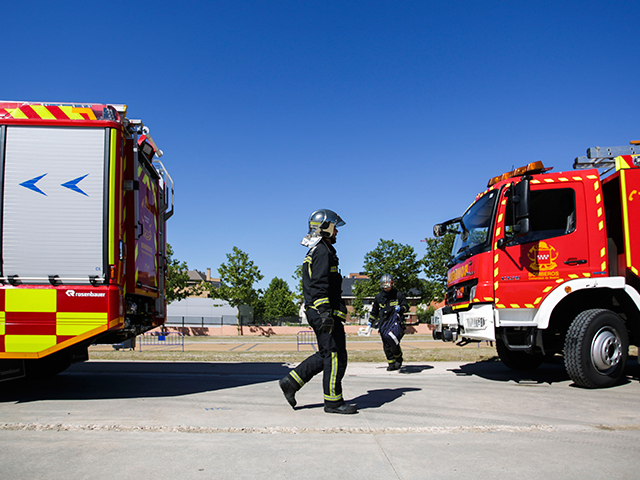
(307, 209, 345, 238)
(380, 274, 394, 290)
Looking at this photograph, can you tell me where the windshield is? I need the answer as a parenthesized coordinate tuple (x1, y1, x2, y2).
(450, 190, 499, 263)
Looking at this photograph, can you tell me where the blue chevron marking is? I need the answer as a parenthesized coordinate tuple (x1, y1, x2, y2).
(20, 173, 48, 196)
(61, 174, 89, 196)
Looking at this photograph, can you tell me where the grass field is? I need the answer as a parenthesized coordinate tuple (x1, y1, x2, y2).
(88, 334, 638, 365)
(88, 334, 501, 363)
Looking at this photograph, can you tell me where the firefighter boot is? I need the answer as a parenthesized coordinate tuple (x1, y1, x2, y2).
(394, 355, 403, 371)
(387, 361, 399, 371)
(279, 375, 299, 409)
(324, 402, 358, 414)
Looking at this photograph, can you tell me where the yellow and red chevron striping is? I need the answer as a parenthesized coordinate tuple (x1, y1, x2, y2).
(0, 104, 99, 121)
(0, 287, 123, 356)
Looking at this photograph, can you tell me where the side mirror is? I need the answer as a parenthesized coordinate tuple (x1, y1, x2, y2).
(433, 217, 461, 238)
(498, 179, 531, 249)
(513, 178, 531, 237)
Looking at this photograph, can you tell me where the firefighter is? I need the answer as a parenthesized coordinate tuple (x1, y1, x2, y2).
(279, 209, 357, 414)
(370, 274, 409, 371)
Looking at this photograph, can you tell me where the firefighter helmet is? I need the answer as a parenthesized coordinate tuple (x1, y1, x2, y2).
(308, 209, 345, 238)
(380, 274, 394, 290)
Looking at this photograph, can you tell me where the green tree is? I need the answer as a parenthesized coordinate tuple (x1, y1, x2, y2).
(260, 277, 298, 322)
(416, 304, 436, 323)
(214, 247, 264, 333)
(352, 239, 426, 318)
(292, 264, 303, 302)
(165, 243, 207, 303)
(422, 232, 456, 303)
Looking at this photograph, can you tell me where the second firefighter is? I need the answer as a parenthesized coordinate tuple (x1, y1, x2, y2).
(370, 274, 409, 371)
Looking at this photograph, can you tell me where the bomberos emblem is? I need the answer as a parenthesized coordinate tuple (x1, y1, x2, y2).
(528, 241, 558, 272)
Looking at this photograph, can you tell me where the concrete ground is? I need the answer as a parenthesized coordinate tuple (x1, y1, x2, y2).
(1, 359, 639, 479)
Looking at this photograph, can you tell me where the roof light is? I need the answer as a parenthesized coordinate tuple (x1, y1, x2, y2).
(486, 161, 548, 187)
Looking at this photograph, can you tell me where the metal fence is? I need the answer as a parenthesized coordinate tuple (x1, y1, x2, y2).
(166, 315, 304, 327)
(296, 330, 317, 351)
(138, 332, 185, 351)
(166, 315, 238, 327)
(247, 316, 302, 326)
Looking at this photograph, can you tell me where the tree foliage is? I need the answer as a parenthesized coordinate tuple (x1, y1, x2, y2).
(292, 264, 303, 302)
(166, 243, 206, 303)
(260, 277, 299, 320)
(422, 232, 456, 303)
(214, 247, 264, 309)
(352, 239, 426, 318)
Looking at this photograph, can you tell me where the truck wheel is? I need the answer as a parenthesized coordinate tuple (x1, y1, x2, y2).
(496, 338, 544, 371)
(564, 309, 628, 388)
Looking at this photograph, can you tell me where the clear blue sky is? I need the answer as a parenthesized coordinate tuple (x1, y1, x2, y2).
(4, 1, 639, 290)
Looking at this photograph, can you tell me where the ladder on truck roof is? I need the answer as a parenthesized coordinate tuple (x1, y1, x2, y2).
(573, 142, 640, 174)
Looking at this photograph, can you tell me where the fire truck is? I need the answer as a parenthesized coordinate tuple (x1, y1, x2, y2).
(0, 101, 173, 382)
(432, 141, 640, 388)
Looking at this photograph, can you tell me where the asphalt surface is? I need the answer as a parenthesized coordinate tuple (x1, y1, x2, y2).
(1, 359, 640, 480)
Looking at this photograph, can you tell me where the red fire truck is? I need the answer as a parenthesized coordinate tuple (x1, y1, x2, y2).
(0, 101, 173, 381)
(432, 141, 640, 388)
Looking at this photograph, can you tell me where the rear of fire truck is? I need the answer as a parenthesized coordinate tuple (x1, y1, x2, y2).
(0, 101, 173, 382)
(433, 142, 640, 388)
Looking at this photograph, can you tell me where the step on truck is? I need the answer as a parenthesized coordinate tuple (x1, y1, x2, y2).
(432, 141, 640, 388)
(0, 101, 174, 382)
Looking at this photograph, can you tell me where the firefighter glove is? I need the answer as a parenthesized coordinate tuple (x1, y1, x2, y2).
(319, 311, 334, 334)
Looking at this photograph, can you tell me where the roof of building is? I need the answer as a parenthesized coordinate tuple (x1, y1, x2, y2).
(187, 270, 207, 282)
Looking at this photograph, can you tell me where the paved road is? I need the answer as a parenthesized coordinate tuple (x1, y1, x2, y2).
(1, 359, 639, 479)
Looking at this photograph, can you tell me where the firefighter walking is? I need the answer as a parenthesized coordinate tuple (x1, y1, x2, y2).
(370, 274, 409, 371)
(279, 209, 357, 414)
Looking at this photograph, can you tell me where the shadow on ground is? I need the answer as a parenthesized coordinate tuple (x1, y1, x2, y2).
(295, 387, 422, 412)
(0, 361, 292, 403)
(399, 365, 434, 374)
(450, 355, 640, 387)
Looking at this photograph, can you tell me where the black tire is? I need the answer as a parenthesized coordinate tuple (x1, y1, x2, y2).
(496, 338, 544, 371)
(564, 309, 628, 388)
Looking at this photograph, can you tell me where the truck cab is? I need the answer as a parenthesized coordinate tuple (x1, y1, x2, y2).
(434, 144, 640, 388)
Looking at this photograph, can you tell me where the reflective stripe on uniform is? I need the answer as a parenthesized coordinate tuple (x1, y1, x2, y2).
(329, 351, 339, 399)
(304, 255, 313, 277)
(333, 309, 347, 320)
(290, 371, 305, 387)
(313, 297, 329, 308)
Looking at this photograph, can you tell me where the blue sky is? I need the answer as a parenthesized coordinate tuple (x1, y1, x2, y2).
(4, 1, 639, 290)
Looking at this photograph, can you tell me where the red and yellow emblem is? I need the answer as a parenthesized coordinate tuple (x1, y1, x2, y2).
(527, 241, 560, 280)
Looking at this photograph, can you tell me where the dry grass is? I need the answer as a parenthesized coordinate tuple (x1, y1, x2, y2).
(88, 342, 638, 365)
(89, 346, 500, 364)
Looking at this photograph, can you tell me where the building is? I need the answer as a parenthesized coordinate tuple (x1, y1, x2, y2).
(187, 268, 220, 295)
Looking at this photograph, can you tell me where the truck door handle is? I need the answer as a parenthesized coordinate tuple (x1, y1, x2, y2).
(564, 258, 587, 265)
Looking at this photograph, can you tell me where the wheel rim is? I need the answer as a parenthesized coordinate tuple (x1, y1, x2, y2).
(590, 326, 623, 374)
